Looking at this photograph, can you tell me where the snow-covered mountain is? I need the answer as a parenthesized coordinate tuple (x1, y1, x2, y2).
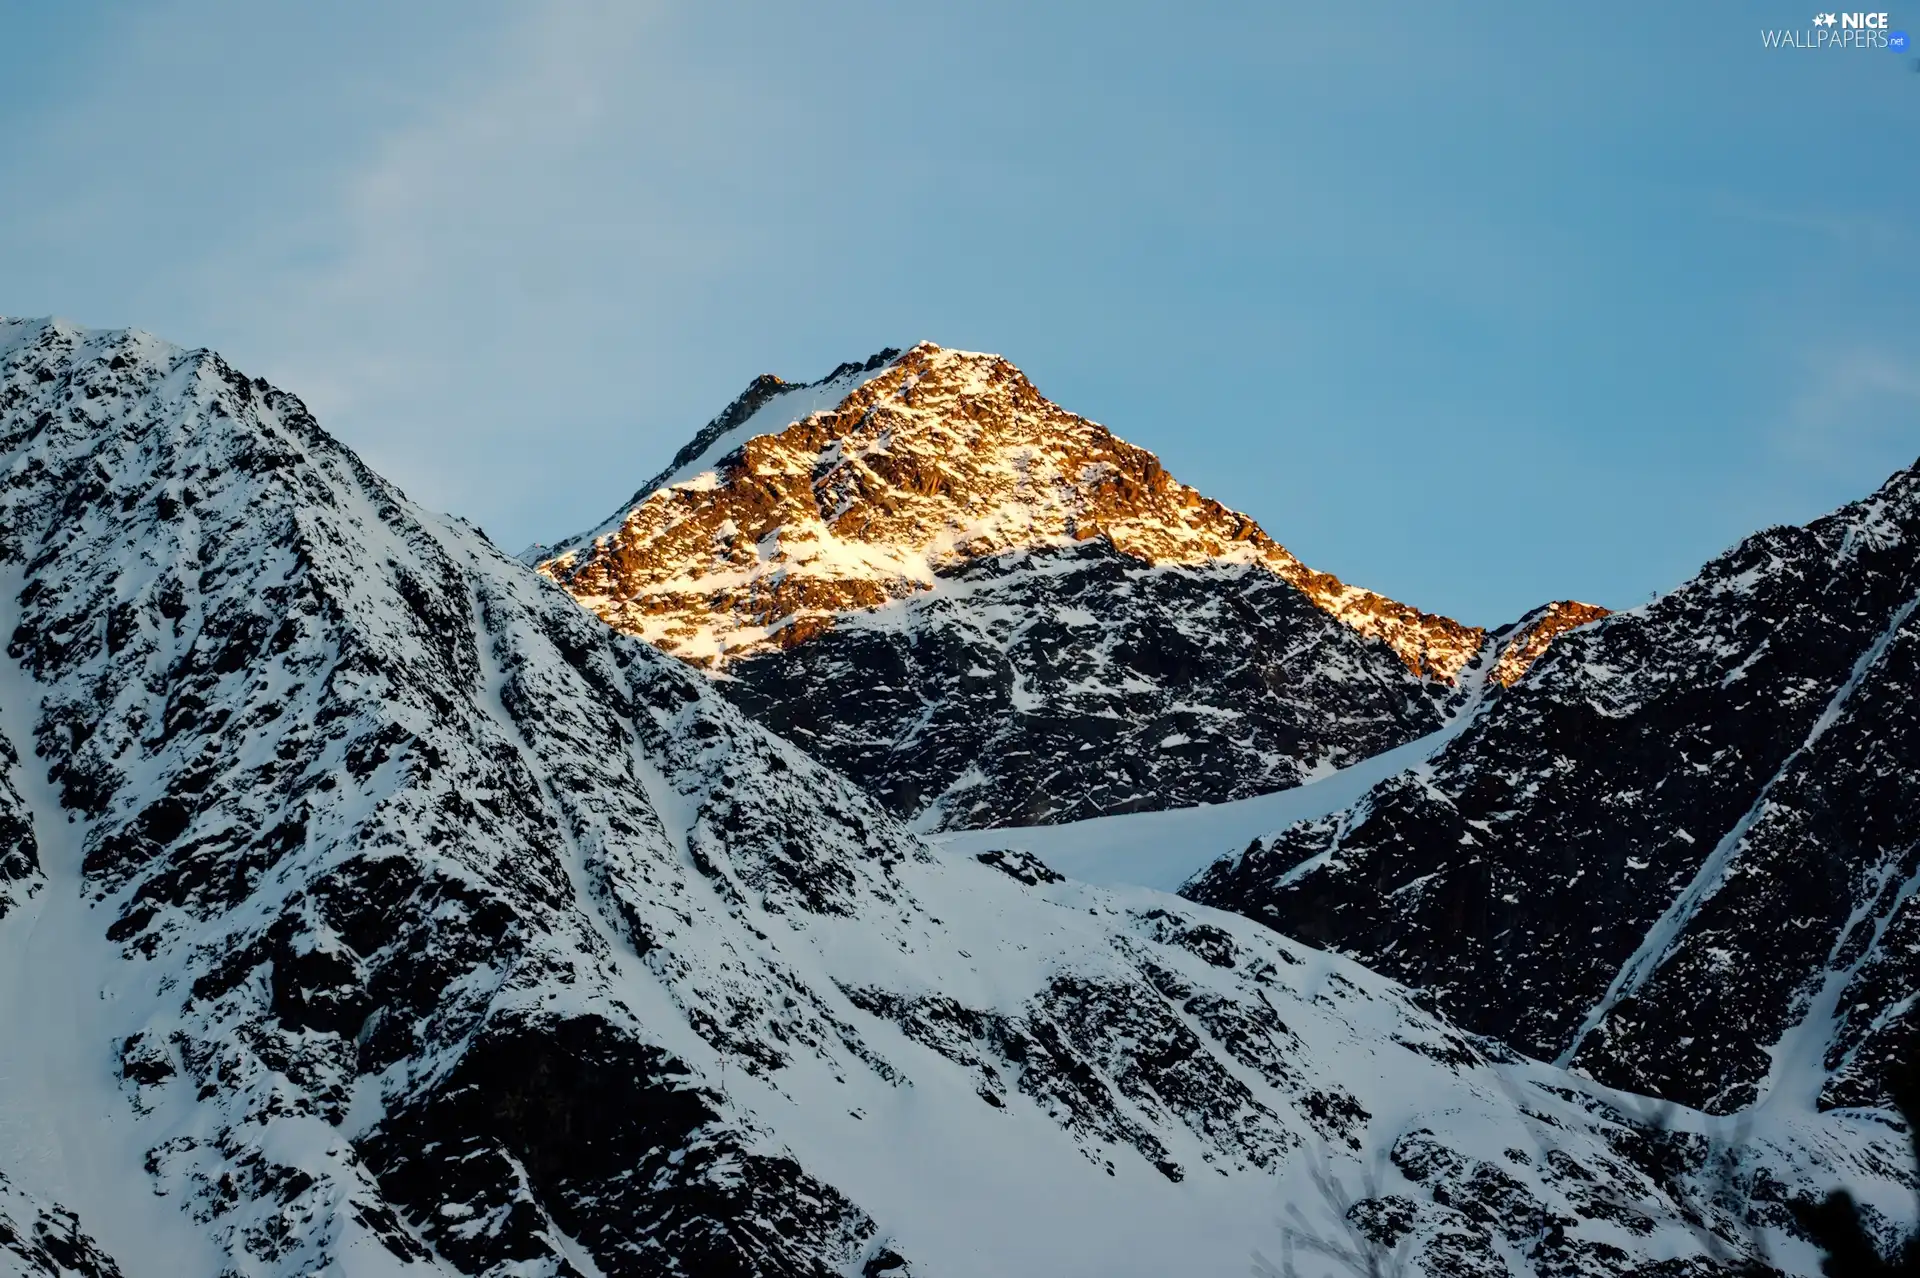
(1187, 458, 1920, 1120)
(533, 343, 1601, 830)
(0, 318, 1901, 1276)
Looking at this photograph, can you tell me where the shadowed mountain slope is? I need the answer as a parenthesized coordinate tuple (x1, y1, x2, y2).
(1189, 457, 1920, 1117)
(537, 344, 1600, 829)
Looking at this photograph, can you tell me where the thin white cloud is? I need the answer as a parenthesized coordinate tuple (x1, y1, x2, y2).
(319, 2, 655, 310)
(193, 0, 789, 526)
(1775, 341, 1920, 471)
(1709, 194, 1912, 254)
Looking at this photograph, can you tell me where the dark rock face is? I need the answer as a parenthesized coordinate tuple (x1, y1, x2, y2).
(0, 1175, 124, 1278)
(1188, 459, 1920, 1114)
(360, 1016, 869, 1278)
(723, 540, 1454, 828)
(973, 847, 1064, 886)
(0, 728, 35, 920)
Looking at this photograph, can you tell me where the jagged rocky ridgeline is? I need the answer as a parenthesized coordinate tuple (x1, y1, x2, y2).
(533, 342, 1603, 830)
(0, 318, 1900, 1276)
(1188, 458, 1920, 1118)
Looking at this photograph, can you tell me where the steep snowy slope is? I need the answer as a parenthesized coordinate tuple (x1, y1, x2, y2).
(1188, 459, 1920, 1119)
(0, 318, 1900, 1278)
(930, 651, 1506, 892)
(535, 343, 1600, 829)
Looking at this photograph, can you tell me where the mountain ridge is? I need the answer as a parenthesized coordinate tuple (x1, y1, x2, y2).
(1186, 453, 1920, 1118)
(0, 315, 1896, 1276)
(521, 346, 904, 569)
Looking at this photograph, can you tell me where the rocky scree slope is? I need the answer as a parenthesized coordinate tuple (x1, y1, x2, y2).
(0, 317, 1896, 1277)
(1188, 458, 1920, 1119)
(536, 343, 1602, 830)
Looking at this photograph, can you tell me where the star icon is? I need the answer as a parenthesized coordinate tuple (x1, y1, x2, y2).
(1814, 11, 1838, 24)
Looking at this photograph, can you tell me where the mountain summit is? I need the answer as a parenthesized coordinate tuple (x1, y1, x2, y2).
(538, 342, 1486, 675)
(536, 343, 1603, 828)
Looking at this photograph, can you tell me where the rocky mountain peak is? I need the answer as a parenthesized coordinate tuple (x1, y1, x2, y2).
(1492, 599, 1614, 686)
(532, 341, 1608, 831)
(536, 341, 1489, 680)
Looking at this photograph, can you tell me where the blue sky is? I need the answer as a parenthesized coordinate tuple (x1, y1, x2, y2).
(3, 1, 1916, 624)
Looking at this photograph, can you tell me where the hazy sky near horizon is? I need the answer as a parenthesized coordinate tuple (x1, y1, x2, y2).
(3, 1, 1916, 624)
